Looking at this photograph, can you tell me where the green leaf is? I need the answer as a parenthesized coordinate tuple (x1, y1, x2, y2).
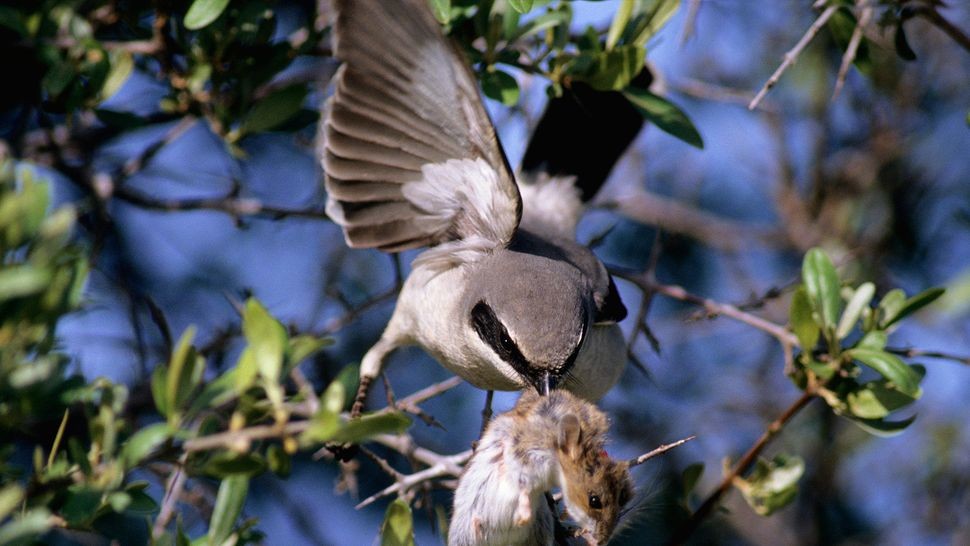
(124, 487, 159, 515)
(190, 369, 239, 414)
(301, 409, 340, 443)
(208, 475, 249, 546)
(121, 423, 172, 467)
(203, 452, 266, 478)
(681, 463, 704, 498)
(789, 287, 819, 350)
(508, 0, 534, 14)
(802, 248, 841, 332)
(329, 412, 411, 444)
(62, 485, 102, 525)
(151, 364, 170, 418)
(334, 363, 360, 412)
(847, 379, 920, 420)
(855, 330, 887, 351)
(267, 444, 291, 478)
(0, 509, 51, 545)
(429, 0, 450, 24)
(734, 455, 804, 516)
(381, 499, 415, 546)
(481, 70, 520, 106)
(166, 327, 203, 420)
(0, 485, 23, 521)
(623, 88, 704, 149)
(507, 10, 570, 42)
(606, 0, 635, 50)
(568, 45, 645, 91)
(238, 85, 308, 137)
(627, 0, 680, 47)
(883, 287, 945, 329)
(184, 0, 231, 31)
(847, 414, 917, 437)
(321, 375, 347, 415)
(242, 298, 288, 383)
(877, 288, 906, 329)
(836, 282, 874, 339)
(287, 335, 332, 371)
(849, 348, 921, 397)
(0, 265, 51, 301)
(100, 50, 134, 101)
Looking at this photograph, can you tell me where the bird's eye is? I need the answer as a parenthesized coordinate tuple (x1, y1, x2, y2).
(500, 334, 515, 351)
(588, 493, 602, 509)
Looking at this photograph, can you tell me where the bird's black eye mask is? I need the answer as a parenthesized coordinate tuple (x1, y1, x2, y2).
(470, 300, 587, 394)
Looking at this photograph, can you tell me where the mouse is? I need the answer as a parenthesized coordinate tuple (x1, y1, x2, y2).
(449, 390, 633, 545)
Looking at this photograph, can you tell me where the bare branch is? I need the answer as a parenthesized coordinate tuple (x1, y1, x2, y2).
(628, 435, 696, 467)
(597, 191, 777, 251)
(832, 2, 873, 101)
(885, 346, 970, 366)
(669, 391, 816, 544)
(749, 5, 839, 110)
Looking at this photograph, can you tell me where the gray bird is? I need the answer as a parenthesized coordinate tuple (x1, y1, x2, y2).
(323, 0, 628, 414)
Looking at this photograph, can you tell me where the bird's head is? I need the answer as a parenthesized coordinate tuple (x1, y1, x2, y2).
(464, 251, 590, 394)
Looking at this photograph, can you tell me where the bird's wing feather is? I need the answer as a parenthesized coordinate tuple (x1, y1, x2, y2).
(325, 0, 521, 253)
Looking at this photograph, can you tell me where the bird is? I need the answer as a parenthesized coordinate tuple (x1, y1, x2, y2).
(322, 0, 632, 416)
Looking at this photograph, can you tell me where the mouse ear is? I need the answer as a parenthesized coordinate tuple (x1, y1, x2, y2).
(558, 414, 582, 458)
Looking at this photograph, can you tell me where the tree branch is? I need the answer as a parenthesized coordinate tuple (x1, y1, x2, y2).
(749, 4, 839, 110)
(668, 390, 816, 544)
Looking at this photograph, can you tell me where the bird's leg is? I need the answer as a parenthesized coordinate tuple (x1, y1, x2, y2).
(351, 335, 399, 418)
(350, 375, 373, 419)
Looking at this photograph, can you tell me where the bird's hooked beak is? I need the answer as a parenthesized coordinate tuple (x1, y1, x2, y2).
(536, 371, 556, 395)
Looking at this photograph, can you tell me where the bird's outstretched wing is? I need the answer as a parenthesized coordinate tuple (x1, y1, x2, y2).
(324, 0, 521, 254)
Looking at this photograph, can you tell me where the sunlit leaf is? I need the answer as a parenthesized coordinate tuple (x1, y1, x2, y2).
(877, 288, 905, 329)
(507, 10, 570, 42)
(0, 265, 51, 301)
(508, 0, 534, 14)
(848, 348, 921, 397)
(624, 88, 704, 148)
(628, 0, 680, 47)
(429, 0, 450, 24)
(100, 50, 133, 101)
(328, 412, 411, 444)
(734, 455, 804, 516)
(802, 248, 841, 332)
(882, 287, 945, 329)
(847, 378, 921, 419)
(855, 330, 887, 351)
(790, 287, 819, 350)
(836, 282, 874, 339)
(241, 298, 288, 383)
(121, 423, 172, 468)
(569, 45, 645, 91)
(184, 0, 230, 30)
(381, 499, 415, 546)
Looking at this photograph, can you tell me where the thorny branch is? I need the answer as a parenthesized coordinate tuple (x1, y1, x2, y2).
(749, 3, 839, 110)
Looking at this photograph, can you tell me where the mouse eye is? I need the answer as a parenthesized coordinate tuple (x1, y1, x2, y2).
(588, 493, 602, 509)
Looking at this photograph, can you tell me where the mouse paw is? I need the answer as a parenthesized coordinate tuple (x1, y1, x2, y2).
(514, 490, 532, 526)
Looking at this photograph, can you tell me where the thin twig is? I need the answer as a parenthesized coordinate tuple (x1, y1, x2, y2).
(885, 346, 970, 366)
(153, 458, 187, 539)
(612, 269, 799, 348)
(628, 435, 696, 467)
(749, 5, 839, 110)
(911, 5, 970, 54)
(668, 390, 816, 545)
(113, 185, 330, 220)
(832, 2, 873, 101)
(355, 449, 472, 509)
